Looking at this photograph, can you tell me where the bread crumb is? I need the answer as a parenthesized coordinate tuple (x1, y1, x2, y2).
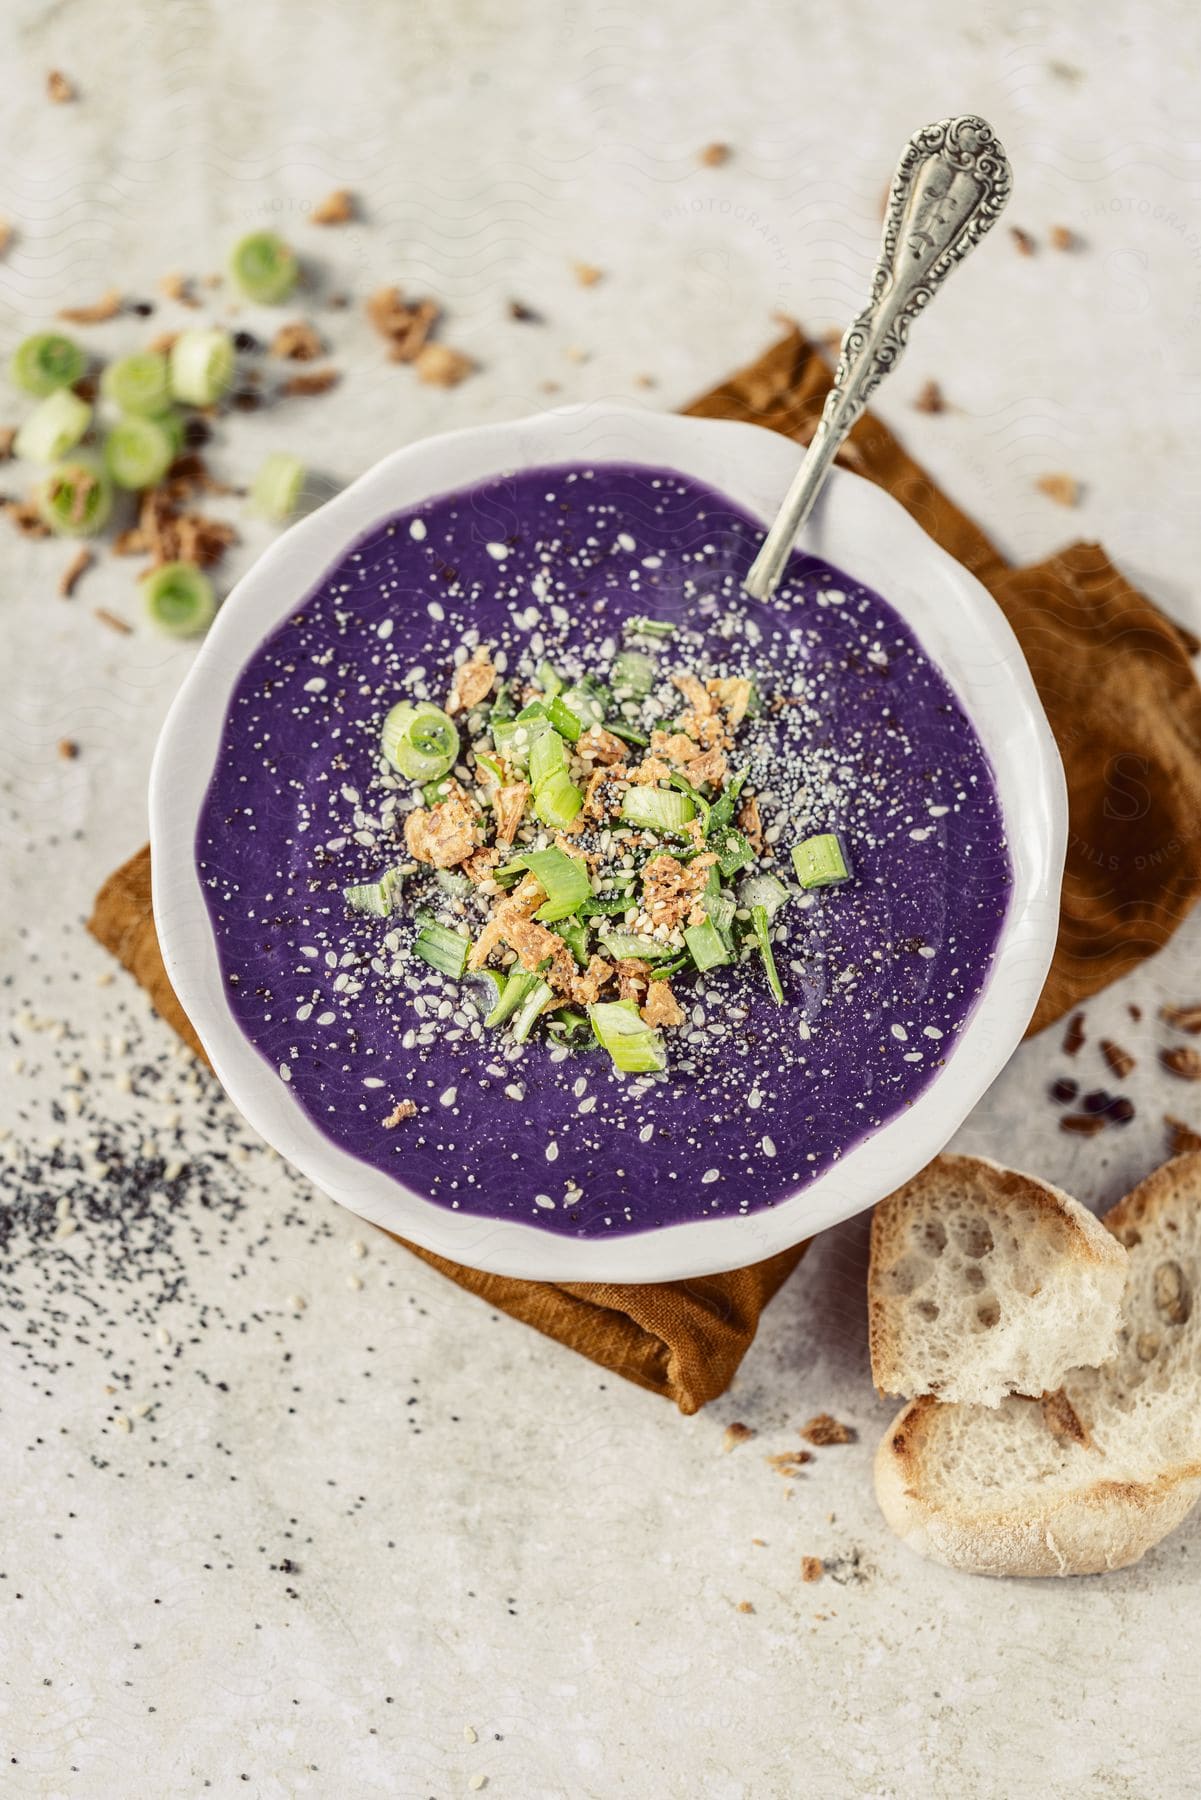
(47, 70, 75, 104)
(736, 1601, 755, 1614)
(799, 1412, 855, 1447)
(0, 424, 16, 460)
(1100, 1039, 1135, 1081)
(633, 373, 656, 388)
(382, 1099, 417, 1128)
(312, 188, 355, 225)
(1036, 472, 1080, 507)
(280, 367, 339, 397)
(751, 1537, 766, 1547)
(57, 738, 80, 760)
(58, 289, 122, 324)
(699, 142, 731, 166)
(1166, 1116, 1201, 1155)
(366, 286, 440, 362)
(271, 319, 323, 362)
(58, 547, 93, 597)
(148, 330, 179, 356)
(159, 272, 199, 308)
(1010, 226, 1037, 255)
(0, 219, 11, 255)
(722, 1421, 755, 1453)
(507, 299, 542, 323)
(1062, 1011, 1086, 1056)
(913, 379, 946, 414)
(801, 1556, 823, 1583)
(1161, 1002, 1201, 1035)
(1049, 225, 1079, 251)
(94, 607, 132, 636)
(4, 497, 51, 539)
(765, 1450, 812, 1479)
(1161, 1045, 1201, 1082)
(415, 343, 475, 387)
(572, 261, 603, 287)
(1041, 1388, 1093, 1448)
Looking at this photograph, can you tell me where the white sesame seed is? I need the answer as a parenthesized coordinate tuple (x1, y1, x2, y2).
(701, 1168, 719, 1185)
(761, 1136, 777, 1158)
(409, 518, 427, 540)
(545, 1141, 559, 1162)
(439, 1087, 458, 1107)
(639, 1123, 654, 1143)
(534, 1193, 555, 1210)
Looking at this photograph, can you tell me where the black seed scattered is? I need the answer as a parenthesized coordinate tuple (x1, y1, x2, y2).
(1049, 1076, 1078, 1104)
(1082, 1088, 1112, 1114)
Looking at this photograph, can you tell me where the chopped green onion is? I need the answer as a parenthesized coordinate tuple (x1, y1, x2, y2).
(533, 767, 583, 830)
(471, 968, 507, 1012)
(559, 682, 607, 730)
(604, 720, 649, 749)
(545, 695, 583, 742)
(381, 701, 459, 782)
(668, 770, 711, 831)
(546, 1005, 591, 1041)
(625, 615, 674, 640)
(141, 561, 216, 636)
(751, 904, 785, 1004)
(650, 953, 690, 980)
(555, 918, 591, 968)
(37, 458, 112, 537)
(100, 350, 172, 416)
(511, 977, 554, 1043)
(528, 728, 568, 790)
(413, 921, 471, 979)
(485, 970, 538, 1028)
(535, 658, 563, 698)
(598, 930, 675, 962)
(169, 328, 235, 406)
(792, 832, 851, 889)
(229, 230, 299, 303)
(250, 450, 305, 521)
(473, 751, 505, 789)
(703, 889, 736, 937)
(579, 895, 635, 917)
(611, 649, 655, 696)
(513, 847, 591, 922)
(620, 786, 696, 833)
(9, 333, 86, 397)
(710, 826, 754, 879)
(15, 389, 91, 464)
(435, 868, 471, 900)
(588, 999, 666, 1074)
(492, 711, 552, 765)
(423, 775, 455, 806)
(343, 866, 406, 917)
(708, 767, 749, 835)
(683, 917, 731, 971)
(489, 680, 518, 723)
(157, 409, 187, 457)
(103, 414, 175, 489)
(738, 873, 790, 917)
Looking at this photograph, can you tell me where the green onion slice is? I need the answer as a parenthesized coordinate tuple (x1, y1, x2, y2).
(412, 921, 471, 979)
(620, 786, 696, 833)
(558, 682, 607, 731)
(554, 918, 591, 968)
(37, 458, 112, 537)
(103, 414, 175, 489)
(381, 701, 459, 782)
(588, 999, 666, 1074)
(738, 873, 790, 917)
(343, 866, 406, 917)
(668, 770, 711, 831)
(169, 328, 235, 406)
(611, 649, 655, 696)
(489, 681, 518, 723)
(15, 389, 92, 464)
(528, 729, 568, 790)
(511, 977, 554, 1044)
(9, 333, 86, 397)
(683, 917, 731, 972)
(510, 847, 591, 923)
(492, 711, 553, 765)
(604, 720, 650, 749)
(533, 768, 583, 830)
(703, 889, 736, 938)
(624, 615, 674, 640)
(141, 561, 216, 636)
(710, 826, 754, 879)
(229, 230, 299, 303)
(792, 832, 851, 889)
(598, 930, 675, 962)
(751, 904, 785, 1004)
(100, 350, 172, 416)
(707, 767, 749, 835)
(535, 658, 563, 698)
(545, 695, 583, 742)
(250, 450, 305, 521)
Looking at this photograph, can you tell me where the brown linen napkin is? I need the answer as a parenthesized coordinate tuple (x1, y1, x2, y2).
(89, 326, 1201, 1412)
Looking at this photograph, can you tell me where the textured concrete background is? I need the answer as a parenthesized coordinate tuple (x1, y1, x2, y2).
(2, 2, 1201, 1795)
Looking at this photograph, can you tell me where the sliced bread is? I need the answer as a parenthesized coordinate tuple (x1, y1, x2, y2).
(869, 1153, 1127, 1408)
(874, 1152, 1201, 1577)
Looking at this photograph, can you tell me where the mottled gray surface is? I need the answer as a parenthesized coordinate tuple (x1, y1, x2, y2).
(2, 2, 1201, 1795)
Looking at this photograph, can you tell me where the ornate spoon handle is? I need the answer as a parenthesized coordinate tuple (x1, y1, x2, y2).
(743, 114, 1012, 600)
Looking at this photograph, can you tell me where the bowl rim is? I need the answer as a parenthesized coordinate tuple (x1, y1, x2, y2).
(150, 401, 1067, 1282)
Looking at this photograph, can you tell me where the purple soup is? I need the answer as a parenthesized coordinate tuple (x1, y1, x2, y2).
(197, 463, 1011, 1240)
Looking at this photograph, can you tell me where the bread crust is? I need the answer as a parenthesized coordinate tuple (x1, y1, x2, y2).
(873, 1153, 1201, 1577)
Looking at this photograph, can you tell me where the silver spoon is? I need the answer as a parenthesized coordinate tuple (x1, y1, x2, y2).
(743, 114, 1013, 600)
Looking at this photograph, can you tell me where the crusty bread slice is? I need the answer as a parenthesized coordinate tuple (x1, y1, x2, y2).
(875, 1152, 1201, 1577)
(869, 1154, 1126, 1408)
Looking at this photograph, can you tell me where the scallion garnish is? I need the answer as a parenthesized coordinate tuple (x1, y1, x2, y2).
(578, 896, 636, 917)
(624, 615, 674, 640)
(381, 701, 459, 782)
(792, 832, 851, 889)
(485, 970, 538, 1028)
(511, 847, 591, 922)
(141, 561, 216, 636)
(9, 332, 86, 397)
(588, 999, 666, 1074)
(15, 389, 91, 464)
(169, 328, 235, 406)
(528, 728, 568, 790)
(511, 977, 554, 1043)
(103, 415, 175, 490)
(598, 930, 675, 962)
(546, 1006, 592, 1042)
(707, 767, 748, 835)
(750, 904, 785, 1003)
(683, 917, 731, 971)
(533, 768, 584, 829)
(343, 866, 406, 917)
(490, 680, 518, 723)
(250, 451, 305, 521)
(435, 868, 472, 900)
(703, 889, 736, 938)
(492, 711, 552, 764)
(100, 350, 172, 416)
(668, 770, 710, 831)
(413, 921, 471, 979)
(535, 658, 563, 698)
(611, 649, 655, 696)
(229, 230, 299, 304)
(545, 695, 583, 742)
(558, 681, 607, 730)
(554, 918, 591, 968)
(604, 720, 650, 749)
(710, 826, 754, 879)
(37, 458, 112, 537)
(620, 786, 696, 833)
(737, 873, 790, 917)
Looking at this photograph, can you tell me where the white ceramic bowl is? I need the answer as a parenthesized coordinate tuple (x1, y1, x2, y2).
(151, 404, 1066, 1282)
